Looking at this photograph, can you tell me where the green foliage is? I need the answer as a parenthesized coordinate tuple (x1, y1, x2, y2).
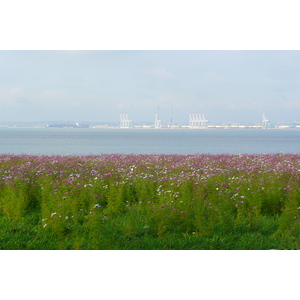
(1, 153, 300, 249)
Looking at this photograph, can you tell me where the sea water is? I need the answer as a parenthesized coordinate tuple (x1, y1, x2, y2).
(0, 127, 300, 155)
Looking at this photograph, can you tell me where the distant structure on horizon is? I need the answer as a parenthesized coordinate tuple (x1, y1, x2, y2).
(189, 112, 208, 129)
(154, 112, 162, 129)
(120, 112, 132, 128)
(113, 110, 297, 130)
(262, 112, 269, 129)
(47, 122, 89, 128)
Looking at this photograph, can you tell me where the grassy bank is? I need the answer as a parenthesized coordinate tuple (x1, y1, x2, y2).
(1, 153, 300, 250)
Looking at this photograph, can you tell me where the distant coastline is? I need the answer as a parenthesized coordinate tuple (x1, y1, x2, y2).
(1, 125, 300, 130)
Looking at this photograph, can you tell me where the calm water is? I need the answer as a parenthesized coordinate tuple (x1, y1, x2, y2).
(0, 128, 300, 155)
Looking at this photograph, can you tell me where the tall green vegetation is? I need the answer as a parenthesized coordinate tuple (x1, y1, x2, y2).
(0, 153, 300, 249)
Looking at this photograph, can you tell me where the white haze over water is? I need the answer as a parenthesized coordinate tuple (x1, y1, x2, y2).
(1, 50, 300, 125)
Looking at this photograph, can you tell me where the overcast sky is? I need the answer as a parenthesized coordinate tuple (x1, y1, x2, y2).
(1, 50, 300, 124)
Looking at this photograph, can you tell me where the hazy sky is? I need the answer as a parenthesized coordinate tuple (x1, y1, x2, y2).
(1, 50, 300, 124)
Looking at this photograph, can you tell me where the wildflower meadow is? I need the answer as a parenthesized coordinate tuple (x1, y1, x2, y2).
(1, 153, 300, 249)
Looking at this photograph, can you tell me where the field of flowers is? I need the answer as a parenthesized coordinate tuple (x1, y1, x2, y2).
(1, 153, 300, 249)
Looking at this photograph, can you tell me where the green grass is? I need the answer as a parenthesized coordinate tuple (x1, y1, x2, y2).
(1, 153, 300, 249)
(0, 214, 296, 250)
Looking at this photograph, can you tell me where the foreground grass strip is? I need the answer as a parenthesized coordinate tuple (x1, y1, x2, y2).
(1, 153, 300, 250)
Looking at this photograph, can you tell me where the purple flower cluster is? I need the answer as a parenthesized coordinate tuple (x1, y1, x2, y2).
(1, 153, 300, 233)
(1, 153, 300, 186)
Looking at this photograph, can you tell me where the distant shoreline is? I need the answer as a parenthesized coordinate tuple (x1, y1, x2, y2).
(1, 126, 300, 130)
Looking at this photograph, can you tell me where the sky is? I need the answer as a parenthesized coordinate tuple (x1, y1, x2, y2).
(1, 50, 300, 124)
